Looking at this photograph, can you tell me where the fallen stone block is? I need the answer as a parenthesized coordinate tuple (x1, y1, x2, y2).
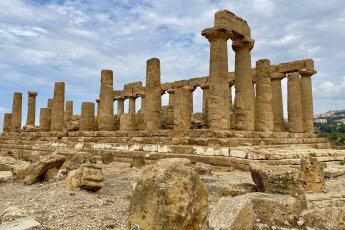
(300, 156, 325, 192)
(323, 167, 345, 178)
(24, 155, 66, 185)
(60, 152, 96, 173)
(0, 171, 13, 183)
(250, 163, 306, 209)
(44, 167, 58, 182)
(300, 206, 345, 230)
(209, 195, 255, 230)
(128, 158, 208, 230)
(195, 162, 212, 175)
(67, 163, 104, 192)
(0, 217, 40, 230)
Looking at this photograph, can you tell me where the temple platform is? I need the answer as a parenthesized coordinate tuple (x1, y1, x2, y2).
(1, 130, 343, 171)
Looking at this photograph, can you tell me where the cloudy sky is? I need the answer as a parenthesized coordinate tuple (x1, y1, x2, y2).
(0, 0, 345, 130)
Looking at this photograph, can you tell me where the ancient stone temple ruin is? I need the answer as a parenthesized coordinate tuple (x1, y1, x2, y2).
(0, 10, 342, 169)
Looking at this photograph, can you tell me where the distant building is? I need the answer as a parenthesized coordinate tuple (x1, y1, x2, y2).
(314, 119, 327, 124)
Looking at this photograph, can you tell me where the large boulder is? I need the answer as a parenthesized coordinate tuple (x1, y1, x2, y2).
(209, 195, 255, 230)
(66, 163, 104, 192)
(128, 158, 208, 230)
(300, 157, 325, 192)
(24, 155, 66, 184)
(250, 163, 306, 209)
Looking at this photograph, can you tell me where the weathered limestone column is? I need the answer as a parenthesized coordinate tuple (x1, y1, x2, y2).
(3, 113, 12, 133)
(167, 89, 175, 107)
(25, 91, 38, 126)
(202, 27, 232, 130)
(287, 72, 303, 133)
(98, 70, 114, 130)
(47, 98, 53, 109)
(117, 97, 124, 115)
(128, 95, 136, 114)
(255, 59, 274, 132)
(51, 82, 65, 131)
(10, 92, 22, 132)
(300, 69, 317, 133)
(174, 86, 193, 130)
(200, 84, 209, 116)
(232, 37, 255, 131)
(39, 108, 51, 131)
(65, 100, 73, 117)
(139, 94, 146, 112)
(145, 58, 161, 130)
(271, 72, 286, 132)
(80, 102, 96, 131)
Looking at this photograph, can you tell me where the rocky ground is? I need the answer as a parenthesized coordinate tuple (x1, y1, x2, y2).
(1, 160, 345, 229)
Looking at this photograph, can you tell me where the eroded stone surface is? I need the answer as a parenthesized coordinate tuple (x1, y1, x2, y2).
(128, 158, 208, 230)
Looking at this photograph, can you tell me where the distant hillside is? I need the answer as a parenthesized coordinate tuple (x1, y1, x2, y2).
(315, 109, 345, 119)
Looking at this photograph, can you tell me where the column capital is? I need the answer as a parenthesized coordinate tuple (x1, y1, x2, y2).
(114, 96, 125, 101)
(200, 84, 209, 90)
(202, 26, 232, 42)
(28, 91, 38, 97)
(232, 36, 255, 51)
(167, 89, 175, 94)
(270, 72, 285, 81)
(299, 69, 317, 78)
(128, 94, 137, 100)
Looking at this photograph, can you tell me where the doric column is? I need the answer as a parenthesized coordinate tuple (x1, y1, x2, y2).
(232, 37, 255, 131)
(167, 89, 175, 107)
(80, 102, 96, 131)
(271, 72, 286, 132)
(26, 91, 38, 126)
(128, 95, 137, 114)
(39, 108, 51, 131)
(10, 92, 22, 132)
(65, 100, 73, 117)
(299, 69, 317, 133)
(139, 94, 146, 113)
(98, 70, 114, 130)
(287, 72, 303, 133)
(51, 82, 65, 131)
(47, 98, 53, 109)
(255, 59, 274, 132)
(145, 58, 161, 130)
(173, 86, 193, 130)
(3, 113, 12, 133)
(200, 84, 209, 116)
(202, 26, 232, 130)
(116, 97, 124, 115)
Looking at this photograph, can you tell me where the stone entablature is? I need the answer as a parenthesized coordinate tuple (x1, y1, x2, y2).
(113, 59, 314, 99)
